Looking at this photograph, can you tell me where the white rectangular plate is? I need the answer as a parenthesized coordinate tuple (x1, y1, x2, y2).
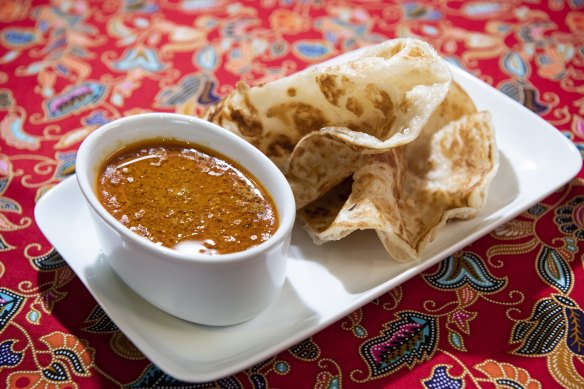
(35, 59, 581, 382)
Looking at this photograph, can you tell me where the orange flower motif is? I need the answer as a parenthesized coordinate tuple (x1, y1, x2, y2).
(7, 332, 95, 388)
(0, 0, 31, 22)
(475, 359, 541, 389)
(269, 9, 308, 35)
(566, 11, 584, 35)
(8, 370, 74, 389)
(41, 332, 94, 372)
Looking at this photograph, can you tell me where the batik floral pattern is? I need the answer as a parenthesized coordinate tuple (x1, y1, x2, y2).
(0, 0, 583, 387)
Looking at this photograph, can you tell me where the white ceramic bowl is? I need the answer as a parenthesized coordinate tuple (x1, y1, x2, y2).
(76, 113, 296, 326)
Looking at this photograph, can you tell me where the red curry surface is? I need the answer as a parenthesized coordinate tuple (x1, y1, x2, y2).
(97, 139, 278, 255)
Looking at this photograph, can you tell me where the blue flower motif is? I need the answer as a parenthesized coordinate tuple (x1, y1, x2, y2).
(56, 151, 76, 179)
(425, 252, 506, 293)
(0, 289, 24, 331)
(555, 196, 584, 239)
(45, 82, 106, 119)
(423, 365, 463, 389)
(2, 28, 38, 46)
(402, 3, 442, 20)
(83, 110, 110, 126)
(113, 47, 165, 73)
(0, 341, 22, 367)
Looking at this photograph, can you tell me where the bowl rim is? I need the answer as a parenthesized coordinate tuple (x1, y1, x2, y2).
(76, 112, 296, 265)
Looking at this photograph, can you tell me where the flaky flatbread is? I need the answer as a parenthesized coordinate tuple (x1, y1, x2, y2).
(204, 38, 498, 261)
(204, 38, 452, 173)
(299, 106, 498, 261)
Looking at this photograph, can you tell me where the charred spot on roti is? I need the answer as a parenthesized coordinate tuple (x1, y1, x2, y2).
(266, 102, 326, 135)
(287, 88, 296, 97)
(399, 96, 413, 112)
(366, 84, 394, 113)
(406, 46, 426, 59)
(316, 74, 351, 106)
(225, 82, 264, 137)
(294, 145, 306, 159)
(376, 41, 405, 59)
(293, 105, 326, 133)
(365, 84, 396, 138)
(266, 134, 295, 159)
(345, 97, 364, 117)
(203, 99, 226, 125)
(347, 61, 368, 72)
(229, 108, 263, 137)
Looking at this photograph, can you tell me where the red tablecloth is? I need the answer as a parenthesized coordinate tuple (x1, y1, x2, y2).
(1, 1, 584, 387)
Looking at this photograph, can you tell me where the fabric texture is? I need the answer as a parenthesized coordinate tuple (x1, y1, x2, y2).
(0, 1, 583, 387)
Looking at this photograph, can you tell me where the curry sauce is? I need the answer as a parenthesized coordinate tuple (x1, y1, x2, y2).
(97, 139, 278, 255)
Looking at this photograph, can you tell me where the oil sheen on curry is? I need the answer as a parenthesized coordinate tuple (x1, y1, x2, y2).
(97, 139, 278, 255)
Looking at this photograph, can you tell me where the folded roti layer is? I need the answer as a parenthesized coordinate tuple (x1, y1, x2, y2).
(204, 38, 452, 172)
(299, 110, 499, 261)
(286, 81, 477, 209)
(203, 38, 498, 262)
